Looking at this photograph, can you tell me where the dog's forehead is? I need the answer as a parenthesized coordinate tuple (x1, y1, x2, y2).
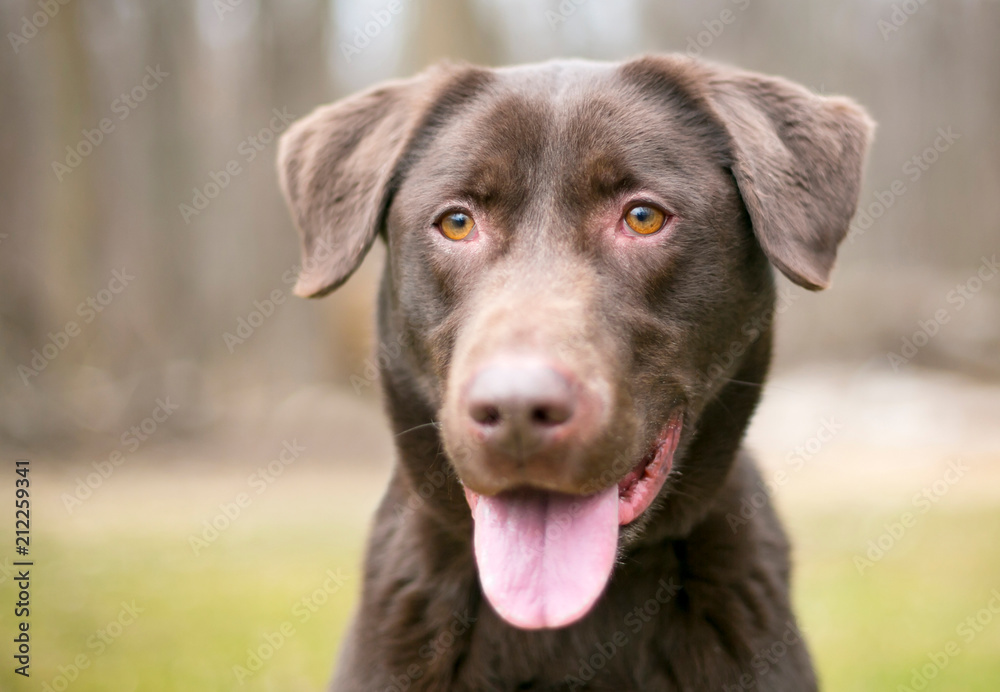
(409, 60, 728, 214)
(444, 60, 664, 155)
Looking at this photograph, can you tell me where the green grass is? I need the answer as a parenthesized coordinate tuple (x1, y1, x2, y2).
(3, 500, 999, 690)
(3, 524, 362, 692)
(793, 507, 1000, 692)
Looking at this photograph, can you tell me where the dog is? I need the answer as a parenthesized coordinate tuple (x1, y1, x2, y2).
(277, 54, 872, 691)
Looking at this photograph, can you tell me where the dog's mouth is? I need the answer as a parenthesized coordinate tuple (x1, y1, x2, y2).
(616, 409, 683, 526)
(463, 410, 683, 630)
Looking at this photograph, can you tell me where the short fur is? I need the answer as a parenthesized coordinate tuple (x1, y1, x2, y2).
(277, 54, 873, 691)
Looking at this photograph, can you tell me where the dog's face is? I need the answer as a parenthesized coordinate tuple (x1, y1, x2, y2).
(279, 56, 871, 630)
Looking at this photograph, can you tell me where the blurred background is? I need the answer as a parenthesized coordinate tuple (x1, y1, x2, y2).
(1, 0, 998, 690)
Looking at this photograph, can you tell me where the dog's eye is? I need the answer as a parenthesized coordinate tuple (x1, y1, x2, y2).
(624, 205, 667, 235)
(437, 211, 476, 241)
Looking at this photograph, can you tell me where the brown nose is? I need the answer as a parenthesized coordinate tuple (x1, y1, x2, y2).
(465, 361, 578, 458)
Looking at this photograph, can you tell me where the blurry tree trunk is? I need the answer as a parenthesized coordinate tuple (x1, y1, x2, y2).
(407, 0, 499, 68)
(47, 3, 98, 321)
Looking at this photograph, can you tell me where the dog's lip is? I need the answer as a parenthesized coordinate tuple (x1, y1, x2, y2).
(617, 409, 683, 525)
(462, 409, 684, 526)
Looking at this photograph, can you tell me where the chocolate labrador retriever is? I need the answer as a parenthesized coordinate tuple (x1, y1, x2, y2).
(278, 54, 872, 691)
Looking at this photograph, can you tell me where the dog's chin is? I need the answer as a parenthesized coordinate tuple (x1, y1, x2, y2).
(461, 409, 684, 631)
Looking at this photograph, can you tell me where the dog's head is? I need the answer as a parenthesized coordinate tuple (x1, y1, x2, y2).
(278, 56, 872, 630)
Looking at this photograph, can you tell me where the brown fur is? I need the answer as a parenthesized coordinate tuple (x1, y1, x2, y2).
(277, 54, 873, 691)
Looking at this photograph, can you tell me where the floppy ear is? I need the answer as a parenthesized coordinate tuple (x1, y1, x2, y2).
(277, 70, 447, 298)
(703, 66, 874, 290)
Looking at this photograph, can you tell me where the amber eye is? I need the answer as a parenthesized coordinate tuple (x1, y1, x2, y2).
(437, 211, 476, 240)
(624, 205, 667, 235)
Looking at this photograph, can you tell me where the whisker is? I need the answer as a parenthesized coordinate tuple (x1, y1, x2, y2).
(394, 421, 441, 438)
(720, 378, 765, 389)
(724, 377, 809, 395)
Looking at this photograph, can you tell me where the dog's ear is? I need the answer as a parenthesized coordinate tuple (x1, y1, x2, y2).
(278, 66, 478, 298)
(703, 65, 875, 290)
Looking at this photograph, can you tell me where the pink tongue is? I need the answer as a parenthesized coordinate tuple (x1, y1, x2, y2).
(471, 485, 619, 630)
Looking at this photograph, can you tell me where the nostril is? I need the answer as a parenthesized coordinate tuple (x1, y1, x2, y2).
(530, 402, 572, 426)
(471, 404, 502, 426)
